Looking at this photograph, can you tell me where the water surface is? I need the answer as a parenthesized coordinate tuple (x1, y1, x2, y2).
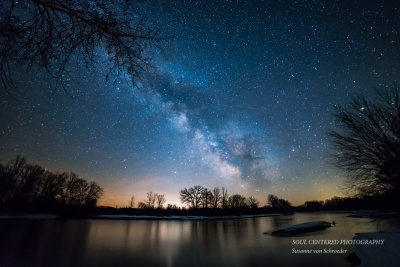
(1, 212, 398, 267)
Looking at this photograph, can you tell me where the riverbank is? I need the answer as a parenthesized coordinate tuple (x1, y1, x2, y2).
(1, 209, 399, 220)
(0, 212, 291, 220)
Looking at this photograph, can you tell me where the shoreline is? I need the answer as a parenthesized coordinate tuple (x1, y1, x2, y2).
(1, 210, 399, 220)
(93, 213, 290, 220)
(0, 212, 292, 220)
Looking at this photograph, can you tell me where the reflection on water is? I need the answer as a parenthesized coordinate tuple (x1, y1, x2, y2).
(0, 213, 399, 267)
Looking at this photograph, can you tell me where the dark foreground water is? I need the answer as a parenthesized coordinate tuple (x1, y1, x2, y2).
(0, 212, 399, 267)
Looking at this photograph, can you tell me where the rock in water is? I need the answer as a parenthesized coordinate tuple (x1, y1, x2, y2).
(268, 221, 332, 236)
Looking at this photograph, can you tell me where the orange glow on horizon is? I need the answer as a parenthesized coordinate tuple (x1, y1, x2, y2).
(97, 177, 345, 208)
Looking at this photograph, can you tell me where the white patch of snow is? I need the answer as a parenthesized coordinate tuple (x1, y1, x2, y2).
(270, 221, 332, 236)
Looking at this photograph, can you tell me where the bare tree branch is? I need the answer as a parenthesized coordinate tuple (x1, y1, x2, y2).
(0, 0, 162, 95)
(329, 85, 400, 197)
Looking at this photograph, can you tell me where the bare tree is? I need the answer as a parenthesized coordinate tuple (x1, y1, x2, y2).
(267, 194, 291, 209)
(84, 181, 103, 206)
(211, 187, 220, 208)
(221, 187, 228, 209)
(200, 188, 212, 208)
(179, 185, 203, 209)
(228, 194, 247, 208)
(0, 0, 161, 92)
(145, 191, 156, 208)
(155, 193, 166, 209)
(167, 204, 178, 210)
(40, 171, 64, 203)
(0, 155, 26, 202)
(329, 86, 400, 197)
(137, 201, 147, 209)
(0, 155, 103, 207)
(247, 196, 259, 209)
(129, 195, 135, 208)
(303, 200, 323, 210)
(267, 194, 278, 207)
(62, 172, 102, 206)
(61, 173, 85, 206)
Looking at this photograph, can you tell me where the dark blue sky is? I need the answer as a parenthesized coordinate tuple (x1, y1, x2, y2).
(1, 0, 400, 206)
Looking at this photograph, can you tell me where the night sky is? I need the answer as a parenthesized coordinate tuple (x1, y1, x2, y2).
(1, 0, 400, 206)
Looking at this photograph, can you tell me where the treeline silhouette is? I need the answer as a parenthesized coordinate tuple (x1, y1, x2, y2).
(0, 156, 103, 214)
(179, 185, 264, 209)
(299, 193, 399, 211)
(1, 155, 398, 218)
(98, 186, 294, 217)
(135, 185, 291, 211)
(137, 191, 166, 209)
(118, 185, 399, 217)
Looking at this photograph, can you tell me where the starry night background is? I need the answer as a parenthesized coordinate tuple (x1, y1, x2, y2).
(1, 0, 400, 207)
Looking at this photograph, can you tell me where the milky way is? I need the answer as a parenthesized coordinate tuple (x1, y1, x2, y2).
(1, 0, 400, 206)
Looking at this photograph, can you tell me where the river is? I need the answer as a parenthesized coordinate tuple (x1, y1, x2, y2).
(0, 212, 399, 267)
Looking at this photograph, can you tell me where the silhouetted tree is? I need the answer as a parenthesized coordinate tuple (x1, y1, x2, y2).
(324, 196, 344, 209)
(221, 187, 229, 209)
(145, 191, 156, 208)
(228, 194, 247, 208)
(137, 201, 147, 209)
(0, 0, 161, 92)
(211, 187, 221, 208)
(39, 172, 64, 204)
(304, 200, 324, 210)
(85, 181, 103, 206)
(155, 193, 166, 209)
(62, 173, 87, 206)
(267, 194, 278, 207)
(179, 185, 203, 209)
(267, 194, 291, 209)
(0, 155, 26, 203)
(61, 173, 102, 206)
(129, 195, 135, 208)
(0, 155, 103, 208)
(167, 204, 178, 210)
(14, 164, 46, 203)
(329, 86, 400, 197)
(247, 196, 259, 208)
(200, 188, 213, 208)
